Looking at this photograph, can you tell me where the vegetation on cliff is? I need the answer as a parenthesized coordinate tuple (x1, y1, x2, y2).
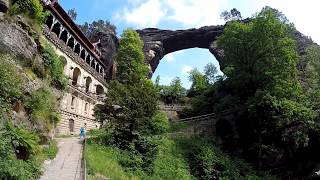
(183, 7, 320, 178)
(0, 1, 63, 179)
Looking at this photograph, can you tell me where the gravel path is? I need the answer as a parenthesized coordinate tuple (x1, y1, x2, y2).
(40, 137, 83, 180)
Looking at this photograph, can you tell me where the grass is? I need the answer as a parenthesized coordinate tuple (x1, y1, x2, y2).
(168, 121, 192, 133)
(85, 136, 195, 180)
(34, 139, 59, 163)
(85, 142, 139, 180)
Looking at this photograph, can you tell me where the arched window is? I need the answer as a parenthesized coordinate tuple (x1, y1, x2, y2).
(60, 30, 68, 43)
(74, 44, 81, 55)
(85, 103, 89, 113)
(67, 37, 75, 49)
(69, 119, 74, 132)
(85, 77, 92, 93)
(45, 15, 54, 28)
(80, 50, 86, 60)
(59, 56, 67, 70)
(71, 96, 76, 108)
(52, 22, 61, 37)
(96, 85, 104, 95)
(72, 67, 81, 86)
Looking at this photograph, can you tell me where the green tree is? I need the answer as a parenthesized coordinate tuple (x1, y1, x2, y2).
(204, 63, 218, 85)
(116, 29, 148, 82)
(301, 45, 320, 110)
(155, 75, 160, 89)
(220, 8, 242, 21)
(94, 29, 161, 172)
(188, 68, 208, 96)
(67, 8, 77, 21)
(217, 8, 316, 171)
(80, 20, 117, 40)
(170, 77, 186, 101)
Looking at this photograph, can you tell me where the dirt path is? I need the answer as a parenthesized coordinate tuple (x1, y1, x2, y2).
(40, 137, 83, 180)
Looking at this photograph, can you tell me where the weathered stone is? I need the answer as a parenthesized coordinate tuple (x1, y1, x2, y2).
(0, 20, 37, 60)
(0, 0, 9, 13)
(91, 32, 119, 79)
(136, 26, 225, 74)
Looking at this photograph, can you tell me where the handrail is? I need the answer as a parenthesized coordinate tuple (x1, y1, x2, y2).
(177, 110, 233, 122)
(82, 138, 87, 180)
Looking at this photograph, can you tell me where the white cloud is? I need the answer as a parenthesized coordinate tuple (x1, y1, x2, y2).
(246, 0, 320, 45)
(113, 0, 228, 28)
(113, 0, 167, 28)
(163, 54, 175, 62)
(182, 65, 193, 74)
(165, 0, 227, 27)
(162, 51, 184, 63)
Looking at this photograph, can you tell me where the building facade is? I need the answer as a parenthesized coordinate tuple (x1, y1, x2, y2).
(42, 0, 108, 135)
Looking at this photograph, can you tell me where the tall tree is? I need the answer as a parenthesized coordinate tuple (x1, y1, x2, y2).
(204, 63, 218, 85)
(79, 20, 117, 40)
(67, 8, 77, 21)
(188, 68, 208, 96)
(220, 8, 242, 21)
(170, 77, 186, 102)
(217, 8, 316, 171)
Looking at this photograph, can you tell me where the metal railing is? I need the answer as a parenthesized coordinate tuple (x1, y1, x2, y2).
(177, 110, 233, 122)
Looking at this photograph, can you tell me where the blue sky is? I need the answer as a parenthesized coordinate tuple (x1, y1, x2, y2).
(59, 0, 320, 88)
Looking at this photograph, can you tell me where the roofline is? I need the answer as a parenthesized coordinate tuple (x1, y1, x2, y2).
(43, 1, 106, 68)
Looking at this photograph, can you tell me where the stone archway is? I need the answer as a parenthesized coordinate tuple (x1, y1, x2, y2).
(72, 67, 81, 86)
(96, 84, 104, 95)
(85, 77, 92, 93)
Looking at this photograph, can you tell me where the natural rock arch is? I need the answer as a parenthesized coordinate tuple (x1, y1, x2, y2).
(136, 25, 226, 75)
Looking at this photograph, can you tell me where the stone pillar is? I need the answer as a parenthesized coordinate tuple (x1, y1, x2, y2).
(73, 41, 78, 51)
(58, 26, 65, 38)
(50, 17, 58, 31)
(79, 46, 84, 56)
(66, 33, 72, 45)
(68, 66, 74, 84)
(102, 68, 105, 78)
(85, 52, 88, 61)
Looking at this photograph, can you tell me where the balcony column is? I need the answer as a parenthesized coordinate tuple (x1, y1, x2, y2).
(50, 17, 58, 31)
(66, 33, 72, 45)
(73, 41, 78, 51)
(85, 51, 88, 61)
(58, 26, 64, 38)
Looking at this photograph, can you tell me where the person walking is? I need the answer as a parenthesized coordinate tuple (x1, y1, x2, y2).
(79, 126, 85, 140)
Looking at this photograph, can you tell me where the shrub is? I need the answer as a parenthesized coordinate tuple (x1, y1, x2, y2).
(10, 0, 47, 24)
(25, 86, 60, 132)
(150, 111, 169, 135)
(41, 44, 68, 90)
(0, 121, 42, 180)
(43, 140, 58, 159)
(0, 54, 22, 115)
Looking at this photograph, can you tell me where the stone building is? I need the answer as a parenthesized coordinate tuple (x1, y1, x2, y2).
(41, 0, 108, 135)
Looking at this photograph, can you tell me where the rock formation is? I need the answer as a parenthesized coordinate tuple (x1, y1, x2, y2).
(91, 32, 119, 79)
(0, 0, 9, 13)
(136, 26, 225, 74)
(0, 18, 38, 60)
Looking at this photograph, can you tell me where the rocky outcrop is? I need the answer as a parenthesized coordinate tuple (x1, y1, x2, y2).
(0, 0, 9, 13)
(91, 32, 119, 79)
(136, 26, 225, 74)
(0, 19, 38, 60)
